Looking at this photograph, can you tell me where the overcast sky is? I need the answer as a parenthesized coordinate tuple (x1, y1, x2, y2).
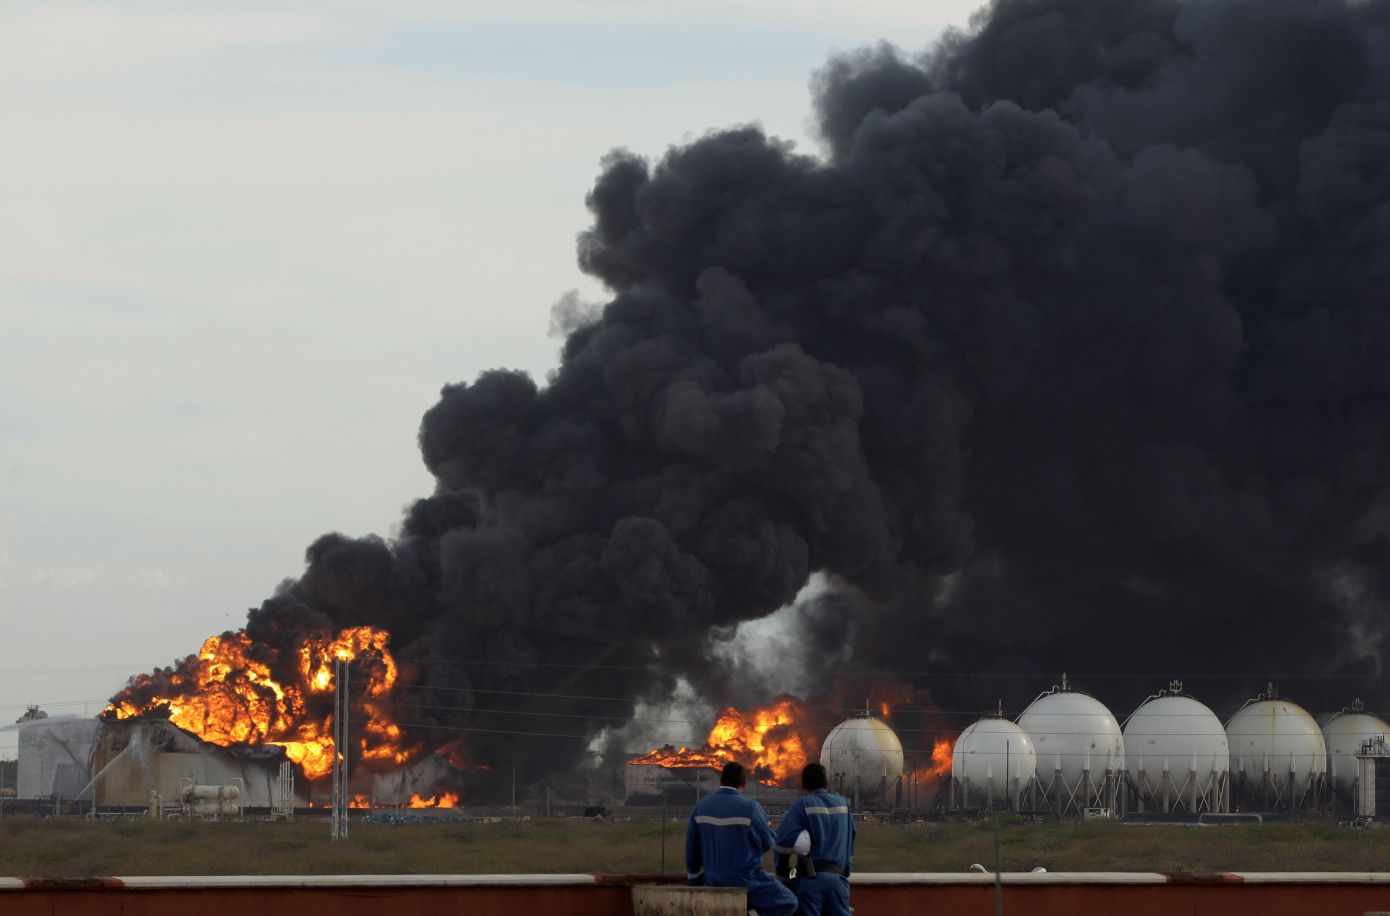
(0, 0, 979, 757)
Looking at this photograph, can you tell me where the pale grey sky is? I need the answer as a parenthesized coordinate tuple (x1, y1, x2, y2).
(0, 0, 979, 756)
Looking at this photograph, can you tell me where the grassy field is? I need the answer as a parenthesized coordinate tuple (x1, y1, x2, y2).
(2, 815, 1390, 876)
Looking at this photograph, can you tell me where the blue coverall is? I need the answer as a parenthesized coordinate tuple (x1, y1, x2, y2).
(773, 788, 856, 916)
(686, 786, 798, 915)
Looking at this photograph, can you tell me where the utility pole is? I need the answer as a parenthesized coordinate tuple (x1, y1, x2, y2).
(331, 657, 349, 841)
(993, 824, 1003, 916)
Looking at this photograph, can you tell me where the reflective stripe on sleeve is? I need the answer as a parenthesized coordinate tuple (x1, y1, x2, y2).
(803, 806, 850, 815)
(694, 815, 753, 826)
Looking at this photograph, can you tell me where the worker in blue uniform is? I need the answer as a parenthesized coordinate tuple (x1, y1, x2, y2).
(686, 761, 798, 916)
(773, 763, 855, 916)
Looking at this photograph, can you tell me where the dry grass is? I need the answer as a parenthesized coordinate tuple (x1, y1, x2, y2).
(1, 815, 1388, 877)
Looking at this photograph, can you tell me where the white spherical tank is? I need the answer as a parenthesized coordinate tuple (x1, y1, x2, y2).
(1123, 694, 1228, 805)
(1321, 708, 1390, 793)
(820, 715, 904, 803)
(1225, 699, 1326, 795)
(1018, 690, 1124, 790)
(952, 717, 1037, 801)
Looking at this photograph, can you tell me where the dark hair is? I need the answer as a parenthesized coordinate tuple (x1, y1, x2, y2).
(801, 762, 829, 791)
(720, 761, 747, 788)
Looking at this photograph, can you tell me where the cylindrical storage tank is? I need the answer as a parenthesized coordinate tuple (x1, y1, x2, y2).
(1226, 698, 1326, 803)
(1018, 689, 1124, 799)
(1123, 693, 1228, 812)
(190, 799, 241, 817)
(1321, 706, 1390, 795)
(820, 715, 904, 804)
(951, 717, 1037, 805)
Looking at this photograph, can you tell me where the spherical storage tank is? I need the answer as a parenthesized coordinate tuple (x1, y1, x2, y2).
(1123, 692, 1228, 806)
(1018, 686, 1124, 793)
(952, 717, 1037, 802)
(1225, 697, 1326, 795)
(820, 715, 904, 803)
(1321, 703, 1390, 794)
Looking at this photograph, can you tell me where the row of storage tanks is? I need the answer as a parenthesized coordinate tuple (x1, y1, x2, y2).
(951, 679, 1389, 811)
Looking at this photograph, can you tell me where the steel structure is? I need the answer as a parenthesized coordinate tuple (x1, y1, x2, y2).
(1122, 681, 1229, 814)
(1017, 675, 1125, 817)
(1226, 686, 1326, 813)
(820, 709, 905, 807)
(330, 656, 349, 840)
(949, 710, 1036, 812)
(1322, 700, 1390, 809)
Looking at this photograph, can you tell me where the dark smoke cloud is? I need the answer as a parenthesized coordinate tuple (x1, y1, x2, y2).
(116, 0, 1390, 778)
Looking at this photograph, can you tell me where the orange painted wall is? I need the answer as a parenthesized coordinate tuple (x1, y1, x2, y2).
(6, 877, 1390, 915)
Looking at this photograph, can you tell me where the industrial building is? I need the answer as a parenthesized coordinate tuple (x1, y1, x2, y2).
(622, 762, 722, 805)
(89, 718, 306, 812)
(7, 709, 466, 815)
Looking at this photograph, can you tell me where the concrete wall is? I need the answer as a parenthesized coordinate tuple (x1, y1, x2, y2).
(632, 885, 745, 915)
(5, 873, 1390, 916)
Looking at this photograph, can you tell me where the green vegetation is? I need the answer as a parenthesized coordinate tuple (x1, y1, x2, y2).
(0, 815, 1386, 877)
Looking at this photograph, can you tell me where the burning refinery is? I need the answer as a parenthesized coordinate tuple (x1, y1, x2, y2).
(15, 629, 960, 815)
(20, 659, 1390, 824)
(65, 633, 961, 811)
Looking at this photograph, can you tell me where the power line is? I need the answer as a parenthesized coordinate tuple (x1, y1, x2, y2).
(4, 655, 1384, 685)
(343, 718, 1221, 760)
(390, 657, 1386, 681)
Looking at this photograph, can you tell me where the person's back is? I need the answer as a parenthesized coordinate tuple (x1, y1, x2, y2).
(687, 785, 768, 886)
(774, 763, 856, 916)
(685, 762, 797, 916)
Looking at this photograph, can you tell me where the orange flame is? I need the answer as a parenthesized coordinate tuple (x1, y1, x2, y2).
(103, 626, 406, 780)
(350, 793, 372, 808)
(409, 791, 459, 808)
(914, 738, 954, 780)
(629, 698, 816, 786)
(867, 683, 915, 720)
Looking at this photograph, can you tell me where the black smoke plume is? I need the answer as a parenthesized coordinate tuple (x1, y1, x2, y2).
(115, 0, 1390, 779)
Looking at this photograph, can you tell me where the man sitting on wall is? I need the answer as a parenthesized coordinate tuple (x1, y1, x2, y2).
(685, 761, 798, 916)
